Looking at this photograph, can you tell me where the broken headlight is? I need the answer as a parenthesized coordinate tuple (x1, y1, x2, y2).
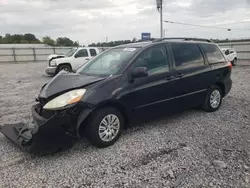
(43, 89, 86, 110)
(50, 60, 57, 67)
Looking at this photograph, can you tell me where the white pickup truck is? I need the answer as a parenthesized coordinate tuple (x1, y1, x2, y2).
(221, 48, 238, 66)
(46, 47, 105, 75)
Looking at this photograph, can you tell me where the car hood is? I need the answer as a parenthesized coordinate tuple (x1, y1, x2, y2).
(54, 57, 72, 63)
(39, 71, 106, 99)
(47, 54, 65, 61)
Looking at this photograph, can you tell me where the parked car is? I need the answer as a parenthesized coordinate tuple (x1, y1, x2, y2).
(46, 47, 104, 76)
(0, 38, 232, 154)
(221, 48, 237, 66)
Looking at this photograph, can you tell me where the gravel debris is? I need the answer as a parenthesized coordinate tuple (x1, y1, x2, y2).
(0, 61, 250, 188)
(212, 160, 227, 169)
(167, 170, 175, 179)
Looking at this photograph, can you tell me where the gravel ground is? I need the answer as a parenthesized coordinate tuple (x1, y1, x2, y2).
(0, 62, 250, 188)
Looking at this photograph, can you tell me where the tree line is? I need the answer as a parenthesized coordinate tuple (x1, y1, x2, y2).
(1, 33, 250, 47)
(0, 33, 79, 47)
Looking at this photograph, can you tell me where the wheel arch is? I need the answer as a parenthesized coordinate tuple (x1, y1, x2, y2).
(56, 63, 72, 73)
(215, 82, 225, 97)
(77, 100, 130, 137)
(96, 101, 129, 124)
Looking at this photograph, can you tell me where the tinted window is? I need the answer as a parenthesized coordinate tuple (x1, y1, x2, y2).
(76, 49, 88, 57)
(171, 43, 204, 68)
(133, 45, 169, 75)
(90, 49, 97, 56)
(200, 43, 225, 64)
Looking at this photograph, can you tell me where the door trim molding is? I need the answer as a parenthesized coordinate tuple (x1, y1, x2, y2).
(175, 89, 207, 99)
(134, 89, 207, 110)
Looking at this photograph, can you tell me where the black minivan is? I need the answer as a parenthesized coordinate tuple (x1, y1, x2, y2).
(0, 38, 232, 153)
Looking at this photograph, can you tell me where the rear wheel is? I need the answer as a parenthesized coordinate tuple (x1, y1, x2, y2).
(232, 58, 237, 66)
(85, 107, 124, 148)
(202, 86, 222, 112)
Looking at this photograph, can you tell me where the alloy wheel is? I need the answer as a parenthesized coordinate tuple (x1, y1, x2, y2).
(98, 114, 120, 142)
(210, 90, 221, 108)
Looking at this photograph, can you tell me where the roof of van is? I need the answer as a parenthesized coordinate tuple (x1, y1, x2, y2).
(117, 38, 214, 49)
(118, 41, 153, 48)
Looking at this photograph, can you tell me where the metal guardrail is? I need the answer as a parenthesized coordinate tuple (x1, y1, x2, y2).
(0, 42, 249, 64)
(0, 47, 110, 64)
(217, 42, 250, 61)
(0, 47, 72, 63)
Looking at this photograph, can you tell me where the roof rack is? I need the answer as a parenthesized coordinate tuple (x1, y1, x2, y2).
(153, 37, 212, 43)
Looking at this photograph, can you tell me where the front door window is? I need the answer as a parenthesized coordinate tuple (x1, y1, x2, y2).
(133, 45, 169, 75)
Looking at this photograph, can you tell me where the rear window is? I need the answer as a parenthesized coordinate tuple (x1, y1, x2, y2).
(90, 49, 97, 56)
(170, 43, 205, 68)
(200, 43, 225, 64)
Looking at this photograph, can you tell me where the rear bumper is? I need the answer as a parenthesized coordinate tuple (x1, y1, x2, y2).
(0, 104, 80, 154)
(224, 78, 232, 96)
(45, 66, 57, 75)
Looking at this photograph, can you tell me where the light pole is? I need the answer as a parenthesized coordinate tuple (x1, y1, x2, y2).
(156, 0, 163, 38)
(228, 29, 232, 47)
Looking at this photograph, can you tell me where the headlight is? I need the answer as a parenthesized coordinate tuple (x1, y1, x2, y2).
(50, 60, 57, 67)
(43, 89, 86, 110)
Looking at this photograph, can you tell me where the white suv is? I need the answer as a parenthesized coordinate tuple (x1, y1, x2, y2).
(221, 48, 238, 66)
(46, 47, 104, 75)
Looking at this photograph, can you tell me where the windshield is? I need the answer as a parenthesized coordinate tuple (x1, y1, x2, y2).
(65, 48, 77, 57)
(77, 47, 139, 76)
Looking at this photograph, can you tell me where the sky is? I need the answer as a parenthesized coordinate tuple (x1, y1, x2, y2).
(0, 0, 250, 45)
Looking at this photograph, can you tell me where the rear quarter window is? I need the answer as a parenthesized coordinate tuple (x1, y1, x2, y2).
(200, 43, 226, 64)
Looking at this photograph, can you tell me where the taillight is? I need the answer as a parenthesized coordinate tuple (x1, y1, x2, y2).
(227, 62, 232, 71)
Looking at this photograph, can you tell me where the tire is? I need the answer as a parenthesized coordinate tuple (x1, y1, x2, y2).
(202, 85, 222, 112)
(85, 107, 124, 148)
(232, 58, 237, 66)
(58, 65, 72, 73)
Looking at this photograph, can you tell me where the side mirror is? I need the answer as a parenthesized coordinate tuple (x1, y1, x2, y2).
(132, 67, 148, 78)
(75, 53, 80, 58)
(225, 50, 229, 55)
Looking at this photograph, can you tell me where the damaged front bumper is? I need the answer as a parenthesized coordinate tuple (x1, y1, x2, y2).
(0, 104, 85, 154)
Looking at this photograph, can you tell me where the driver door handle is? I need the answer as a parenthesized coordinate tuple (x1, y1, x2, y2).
(165, 76, 175, 81)
(176, 73, 184, 78)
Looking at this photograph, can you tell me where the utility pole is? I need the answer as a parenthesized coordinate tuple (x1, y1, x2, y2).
(160, 0, 163, 38)
(156, 0, 163, 38)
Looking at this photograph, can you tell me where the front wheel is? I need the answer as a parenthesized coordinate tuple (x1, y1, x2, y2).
(202, 86, 222, 112)
(58, 65, 72, 73)
(85, 107, 124, 148)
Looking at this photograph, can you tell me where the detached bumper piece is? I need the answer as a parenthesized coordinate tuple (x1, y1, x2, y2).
(0, 104, 79, 155)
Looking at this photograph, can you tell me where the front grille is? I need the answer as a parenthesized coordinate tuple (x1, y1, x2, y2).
(35, 101, 56, 119)
(40, 109, 56, 119)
